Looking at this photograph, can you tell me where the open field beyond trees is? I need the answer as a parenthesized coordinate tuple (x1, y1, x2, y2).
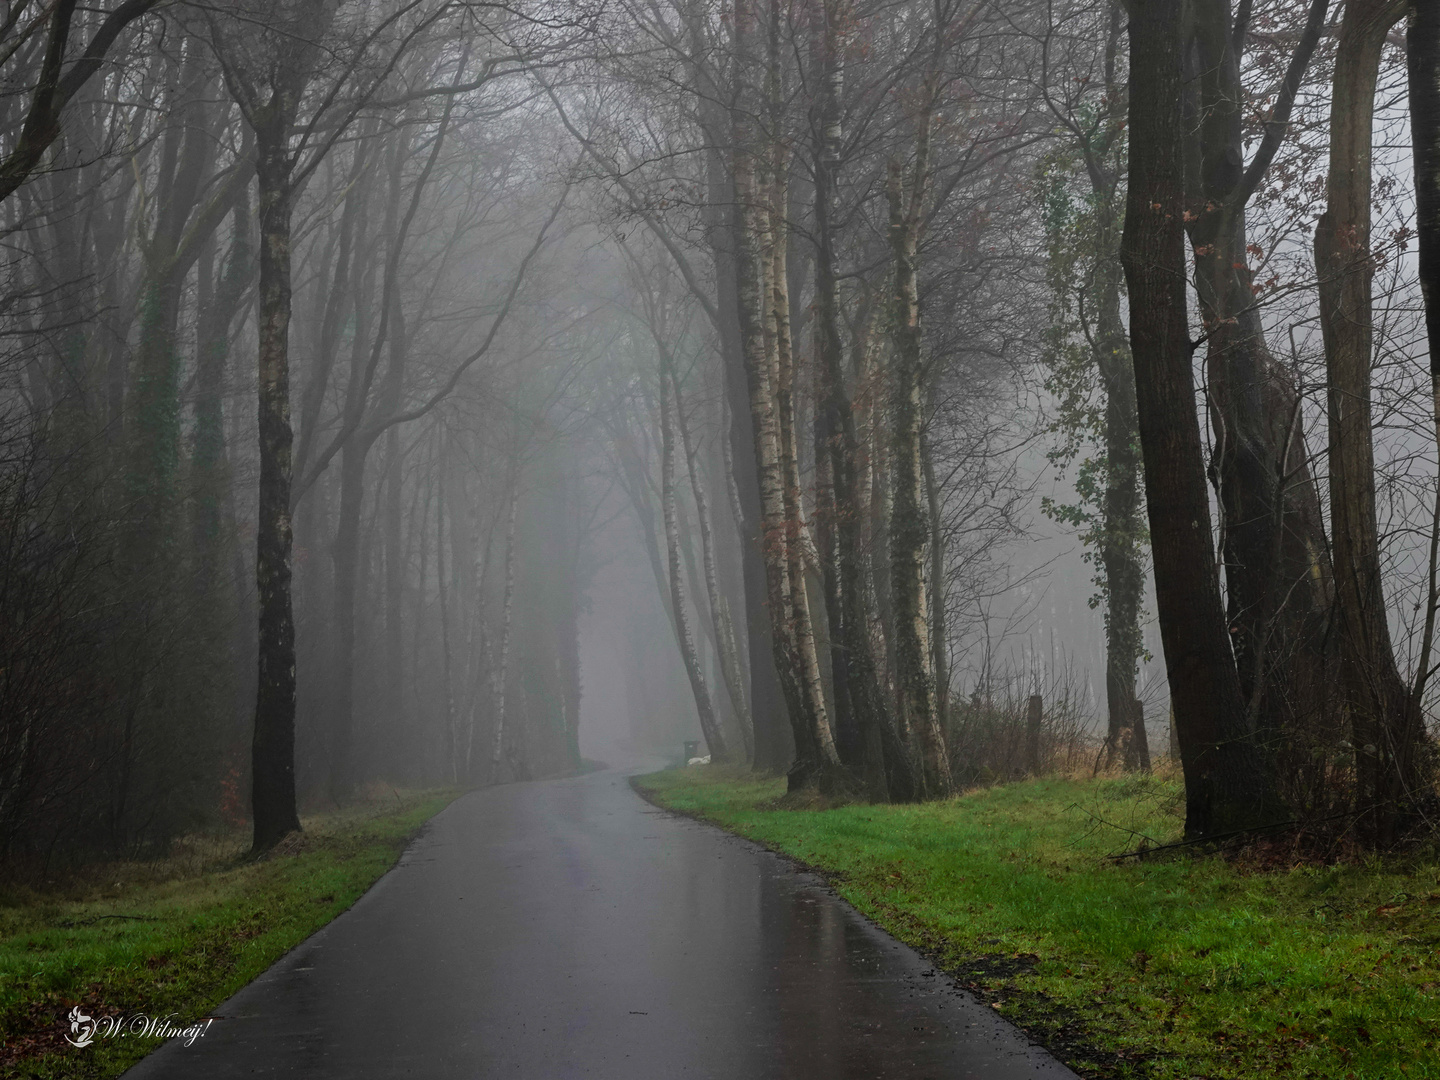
(635, 766, 1440, 1080)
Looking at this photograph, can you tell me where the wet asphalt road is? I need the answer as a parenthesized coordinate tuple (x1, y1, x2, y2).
(125, 766, 1079, 1079)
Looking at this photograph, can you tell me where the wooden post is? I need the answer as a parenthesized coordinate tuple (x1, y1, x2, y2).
(1026, 694, 1043, 775)
(1125, 700, 1151, 772)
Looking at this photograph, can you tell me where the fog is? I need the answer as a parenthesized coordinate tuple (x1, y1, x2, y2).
(3, 0, 1438, 861)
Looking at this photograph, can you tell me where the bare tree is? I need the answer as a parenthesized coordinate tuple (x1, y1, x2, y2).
(0, 0, 162, 203)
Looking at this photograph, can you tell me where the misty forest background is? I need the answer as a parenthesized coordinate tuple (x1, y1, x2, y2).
(2, 0, 1439, 863)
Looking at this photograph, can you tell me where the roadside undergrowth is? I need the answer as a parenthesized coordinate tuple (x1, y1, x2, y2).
(0, 788, 458, 1080)
(634, 764, 1440, 1079)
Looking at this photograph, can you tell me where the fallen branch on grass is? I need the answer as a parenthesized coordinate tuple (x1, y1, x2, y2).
(1103, 810, 1364, 862)
(1067, 803, 1163, 853)
(57, 914, 160, 928)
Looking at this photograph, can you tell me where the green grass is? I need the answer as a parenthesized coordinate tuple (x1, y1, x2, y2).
(0, 789, 458, 1079)
(635, 765, 1440, 1079)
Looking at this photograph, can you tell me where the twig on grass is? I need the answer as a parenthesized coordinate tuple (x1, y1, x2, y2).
(57, 914, 160, 928)
(1103, 810, 1364, 862)
(1067, 802, 1163, 853)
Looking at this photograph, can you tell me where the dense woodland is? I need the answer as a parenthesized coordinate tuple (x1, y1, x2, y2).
(1, 0, 1438, 862)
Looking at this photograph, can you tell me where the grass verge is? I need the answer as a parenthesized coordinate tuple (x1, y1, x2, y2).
(634, 765, 1440, 1080)
(0, 788, 458, 1079)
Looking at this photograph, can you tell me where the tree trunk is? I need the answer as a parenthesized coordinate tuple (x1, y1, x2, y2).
(558, 479, 585, 773)
(1411, 0, 1440, 762)
(922, 431, 950, 726)
(886, 132, 952, 800)
(329, 436, 366, 800)
(808, 0, 910, 799)
(731, 15, 823, 787)
(768, 143, 840, 779)
(1121, 0, 1285, 840)
(1088, 166, 1147, 774)
(1185, 0, 1334, 748)
(129, 52, 217, 556)
(661, 360, 729, 760)
(193, 193, 253, 601)
(324, 209, 380, 801)
(675, 377, 754, 761)
(610, 410, 686, 651)
(250, 106, 301, 851)
(813, 433, 854, 764)
(853, 310, 896, 705)
(695, 17, 790, 773)
(489, 473, 520, 783)
(1319, 0, 1430, 844)
(328, 132, 414, 799)
(867, 328, 898, 697)
(436, 465, 458, 783)
(1415, 0, 1440, 428)
(381, 337, 408, 781)
(464, 513, 495, 781)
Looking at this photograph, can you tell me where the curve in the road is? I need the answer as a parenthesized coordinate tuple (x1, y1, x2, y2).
(124, 766, 1080, 1079)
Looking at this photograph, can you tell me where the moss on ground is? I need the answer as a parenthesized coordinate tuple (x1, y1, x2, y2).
(635, 765, 1440, 1079)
